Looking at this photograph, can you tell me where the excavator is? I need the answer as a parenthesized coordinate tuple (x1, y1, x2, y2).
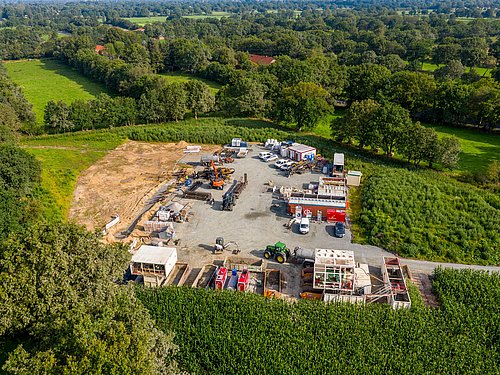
(213, 237, 240, 254)
(210, 160, 225, 190)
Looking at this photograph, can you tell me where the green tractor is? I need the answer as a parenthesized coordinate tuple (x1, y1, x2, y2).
(264, 242, 290, 264)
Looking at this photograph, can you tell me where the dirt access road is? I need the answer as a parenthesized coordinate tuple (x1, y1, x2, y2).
(69, 140, 218, 236)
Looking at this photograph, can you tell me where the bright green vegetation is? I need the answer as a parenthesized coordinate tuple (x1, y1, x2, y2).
(359, 168, 500, 265)
(159, 72, 221, 94)
(4, 59, 111, 123)
(124, 12, 232, 25)
(421, 62, 491, 76)
(427, 124, 500, 172)
(311, 110, 346, 139)
(137, 268, 500, 374)
(182, 11, 232, 19)
(21, 132, 125, 220)
(123, 16, 168, 25)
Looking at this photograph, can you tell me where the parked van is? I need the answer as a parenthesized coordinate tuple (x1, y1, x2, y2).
(259, 151, 273, 160)
(299, 217, 310, 234)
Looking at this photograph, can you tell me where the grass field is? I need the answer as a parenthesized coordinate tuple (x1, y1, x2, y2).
(4, 59, 111, 123)
(124, 12, 232, 25)
(420, 62, 491, 77)
(21, 132, 125, 220)
(123, 16, 168, 26)
(182, 11, 233, 19)
(426, 124, 500, 172)
(159, 72, 222, 94)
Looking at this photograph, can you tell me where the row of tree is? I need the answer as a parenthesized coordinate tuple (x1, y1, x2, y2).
(44, 80, 215, 132)
(332, 100, 461, 168)
(0, 63, 36, 138)
(56, 33, 499, 131)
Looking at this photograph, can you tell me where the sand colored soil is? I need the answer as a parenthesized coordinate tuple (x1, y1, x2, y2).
(69, 140, 218, 234)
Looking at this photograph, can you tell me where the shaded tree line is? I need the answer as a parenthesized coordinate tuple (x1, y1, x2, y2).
(332, 100, 461, 168)
(44, 81, 215, 132)
(0, 63, 36, 136)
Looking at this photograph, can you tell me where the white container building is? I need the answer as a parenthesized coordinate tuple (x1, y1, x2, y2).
(130, 245, 177, 287)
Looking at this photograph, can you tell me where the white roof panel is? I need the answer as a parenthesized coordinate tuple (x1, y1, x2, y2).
(333, 153, 344, 165)
(131, 245, 177, 265)
(288, 143, 316, 153)
(347, 170, 362, 176)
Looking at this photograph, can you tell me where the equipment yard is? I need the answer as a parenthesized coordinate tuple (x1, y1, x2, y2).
(73, 139, 496, 306)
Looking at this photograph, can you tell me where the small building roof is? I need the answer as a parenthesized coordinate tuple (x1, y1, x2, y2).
(347, 170, 362, 176)
(288, 143, 316, 154)
(288, 197, 346, 209)
(95, 44, 106, 53)
(131, 245, 176, 265)
(248, 54, 276, 65)
(315, 249, 355, 266)
(333, 153, 344, 166)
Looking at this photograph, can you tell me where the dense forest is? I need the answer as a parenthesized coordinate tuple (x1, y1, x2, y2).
(0, 1, 499, 373)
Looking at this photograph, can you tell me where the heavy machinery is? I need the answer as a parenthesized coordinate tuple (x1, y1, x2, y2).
(213, 237, 240, 254)
(263, 242, 290, 264)
(221, 192, 235, 211)
(237, 269, 250, 291)
(221, 173, 248, 211)
(210, 160, 225, 190)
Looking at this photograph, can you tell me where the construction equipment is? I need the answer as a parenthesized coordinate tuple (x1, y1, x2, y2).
(218, 167, 235, 177)
(213, 237, 240, 254)
(287, 160, 315, 177)
(215, 267, 228, 290)
(221, 192, 235, 211)
(201, 155, 221, 166)
(237, 269, 250, 291)
(263, 242, 290, 264)
(221, 173, 248, 211)
(183, 180, 212, 201)
(210, 160, 225, 190)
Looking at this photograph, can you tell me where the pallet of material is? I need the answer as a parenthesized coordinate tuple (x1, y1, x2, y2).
(183, 190, 212, 201)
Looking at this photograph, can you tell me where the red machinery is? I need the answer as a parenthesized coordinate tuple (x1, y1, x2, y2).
(215, 267, 228, 290)
(237, 269, 250, 291)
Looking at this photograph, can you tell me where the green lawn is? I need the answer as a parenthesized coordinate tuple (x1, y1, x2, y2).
(182, 11, 233, 19)
(420, 62, 491, 77)
(124, 12, 232, 25)
(123, 16, 168, 26)
(4, 59, 112, 123)
(21, 132, 125, 220)
(159, 72, 222, 94)
(426, 124, 500, 172)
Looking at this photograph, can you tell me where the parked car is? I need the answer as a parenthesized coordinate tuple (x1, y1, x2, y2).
(263, 154, 278, 162)
(280, 161, 297, 171)
(299, 217, 310, 234)
(333, 222, 345, 238)
(274, 159, 288, 168)
(258, 151, 273, 160)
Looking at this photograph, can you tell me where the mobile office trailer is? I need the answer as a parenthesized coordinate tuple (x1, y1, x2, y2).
(286, 143, 317, 162)
(130, 245, 177, 287)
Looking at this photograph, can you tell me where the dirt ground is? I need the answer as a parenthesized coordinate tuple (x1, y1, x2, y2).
(69, 140, 219, 236)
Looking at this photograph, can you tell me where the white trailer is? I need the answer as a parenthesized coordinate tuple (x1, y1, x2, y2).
(130, 245, 177, 287)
